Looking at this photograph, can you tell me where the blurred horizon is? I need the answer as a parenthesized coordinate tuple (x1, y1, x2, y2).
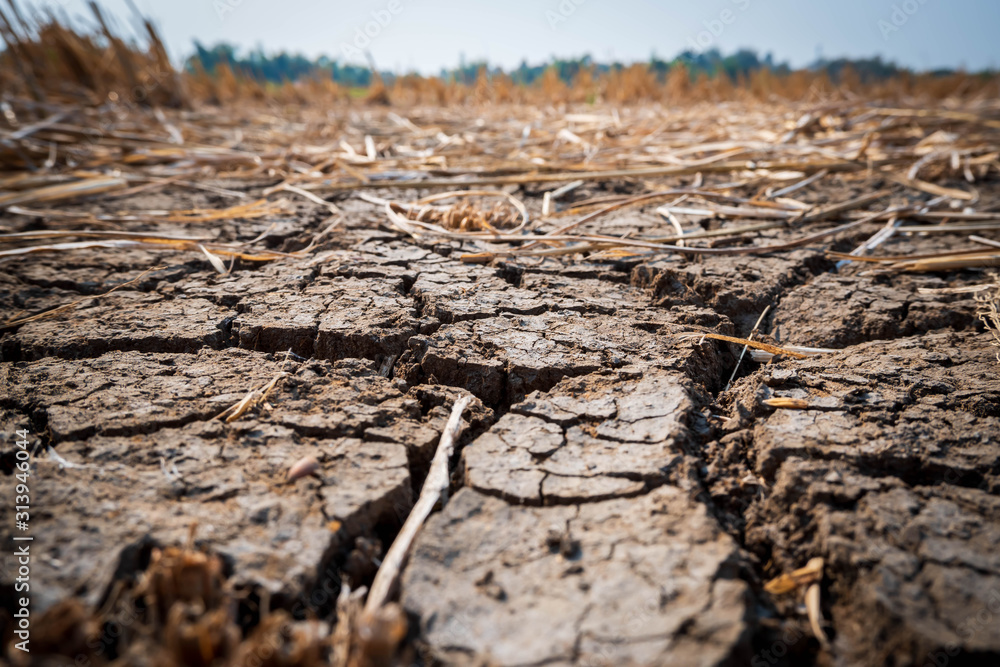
(21, 0, 1000, 75)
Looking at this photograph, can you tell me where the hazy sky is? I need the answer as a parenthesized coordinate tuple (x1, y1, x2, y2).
(32, 0, 1000, 73)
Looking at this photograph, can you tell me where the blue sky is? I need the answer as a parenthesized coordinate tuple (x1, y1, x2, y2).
(33, 0, 1000, 73)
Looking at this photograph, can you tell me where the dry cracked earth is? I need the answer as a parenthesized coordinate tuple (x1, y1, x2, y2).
(1, 176, 999, 667)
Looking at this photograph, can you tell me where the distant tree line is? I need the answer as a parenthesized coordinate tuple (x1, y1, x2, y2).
(190, 42, 377, 87)
(186, 44, 977, 88)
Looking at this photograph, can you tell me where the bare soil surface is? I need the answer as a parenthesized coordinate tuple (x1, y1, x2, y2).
(1, 107, 999, 667)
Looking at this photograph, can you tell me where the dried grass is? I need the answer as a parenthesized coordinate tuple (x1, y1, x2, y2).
(2, 13, 997, 277)
(1, 265, 162, 329)
(764, 556, 824, 595)
(975, 274, 1000, 362)
(678, 332, 811, 359)
(2, 2, 998, 111)
(215, 351, 294, 422)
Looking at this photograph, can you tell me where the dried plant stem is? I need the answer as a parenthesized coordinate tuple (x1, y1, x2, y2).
(679, 332, 810, 359)
(0, 238, 294, 261)
(806, 583, 832, 651)
(725, 305, 771, 391)
(891, 253, 1000, 271)
(215, 352, 293, 422)
(364, 395, 472, 615)
(322, 159, 890, 193)
(762, 397, 843, 411)
(266, 182, 342, 216)
(462, 206, 896, 263)
(872, 107, 1000, 130)
(794, 190, 892, 225)
(1, 265, 162, 330)
(971, 235, 1000, 250)
(897, 222, 1000, 233)
(0, 175, 127, 207)
(836, 216, 900, 269)
(767, 168, 828, 198)
(0, 229, 214, 243)
(975, 276, 1000, 363)
(827, 247, 997, 263)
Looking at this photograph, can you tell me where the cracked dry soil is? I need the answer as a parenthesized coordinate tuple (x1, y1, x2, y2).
(1, 163, 999, 667)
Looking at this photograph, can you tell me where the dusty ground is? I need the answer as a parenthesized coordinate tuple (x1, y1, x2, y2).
(1, 104, 999, 667)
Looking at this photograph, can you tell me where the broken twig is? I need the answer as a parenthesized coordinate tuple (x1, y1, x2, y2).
(363, 394, 473, 615)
